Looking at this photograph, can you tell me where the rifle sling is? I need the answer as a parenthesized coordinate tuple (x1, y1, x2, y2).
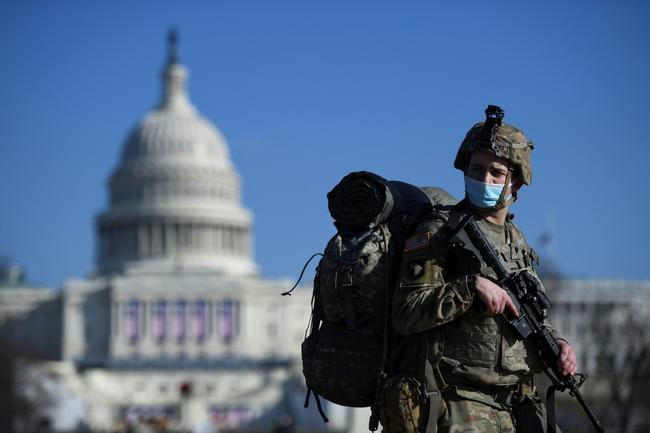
(546, 383, 561, 433)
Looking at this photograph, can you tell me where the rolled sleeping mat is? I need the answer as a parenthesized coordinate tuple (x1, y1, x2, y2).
(327, 171, 458, 231)
(327, 171, 398, 231)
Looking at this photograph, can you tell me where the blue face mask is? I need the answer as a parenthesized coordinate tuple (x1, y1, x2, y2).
(464, 176, 511, 209)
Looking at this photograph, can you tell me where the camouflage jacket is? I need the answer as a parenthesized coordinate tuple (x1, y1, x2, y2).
(392, 203, 562, 387)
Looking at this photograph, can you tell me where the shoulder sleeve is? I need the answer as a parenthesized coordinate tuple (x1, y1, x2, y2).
(392, 217, 476, 335)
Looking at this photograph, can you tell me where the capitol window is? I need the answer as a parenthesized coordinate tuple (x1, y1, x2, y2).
(175, 300, 187, 341)
(125, 299, 140, 343)
(216, 299, 240, 343)
(152, 300, 167, 342)
(193, 300, 208, 342)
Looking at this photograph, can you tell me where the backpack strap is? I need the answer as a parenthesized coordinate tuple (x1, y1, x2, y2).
(369, 224, 396, 432)
(302, 259, 330, 423)
(304, 387, 329, 423)
(378, 224, 392, 377)
(419, 337, 442, 433)
(339, 263, 358, 330)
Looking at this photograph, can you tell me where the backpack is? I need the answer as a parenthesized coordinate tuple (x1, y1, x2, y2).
(291, 171, 452, 422)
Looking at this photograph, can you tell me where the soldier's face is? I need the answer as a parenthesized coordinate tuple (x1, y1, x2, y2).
(466, 152, 523, 194)
(467, 152, 510, 184)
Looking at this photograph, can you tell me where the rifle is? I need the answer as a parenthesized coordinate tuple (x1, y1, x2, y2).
(448, 212, 606, 433)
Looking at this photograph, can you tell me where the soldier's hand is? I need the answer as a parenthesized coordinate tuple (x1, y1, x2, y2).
(474, 276, 519, 317)
(556, 339, 577, 376)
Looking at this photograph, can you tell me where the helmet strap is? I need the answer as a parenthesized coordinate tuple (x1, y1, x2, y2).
(494, 170, 516, 211)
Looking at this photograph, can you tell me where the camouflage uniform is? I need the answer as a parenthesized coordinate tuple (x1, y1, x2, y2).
(392, 205, 558, 432)
(391, 106, 561, 433)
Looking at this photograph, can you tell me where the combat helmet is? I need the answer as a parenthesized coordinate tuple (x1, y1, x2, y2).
(454, 105, 534, 210)
(454, 105, 534, 185)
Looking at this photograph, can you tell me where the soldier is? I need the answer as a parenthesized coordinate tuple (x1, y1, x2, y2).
(391, 106, 576, 433)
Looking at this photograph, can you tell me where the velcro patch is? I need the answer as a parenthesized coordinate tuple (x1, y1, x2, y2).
(404, 232, 431, 252)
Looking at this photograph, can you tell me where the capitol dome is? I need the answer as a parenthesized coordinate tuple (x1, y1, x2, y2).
(96, 32, 258, 277)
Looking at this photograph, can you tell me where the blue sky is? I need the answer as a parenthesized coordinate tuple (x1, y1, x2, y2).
(1, 1, 649, 287)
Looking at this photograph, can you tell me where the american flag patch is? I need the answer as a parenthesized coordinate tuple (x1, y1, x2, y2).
(404, 232, 431, 252)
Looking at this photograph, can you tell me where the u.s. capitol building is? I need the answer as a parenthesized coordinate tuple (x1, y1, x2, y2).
(0, 33, 354, 433)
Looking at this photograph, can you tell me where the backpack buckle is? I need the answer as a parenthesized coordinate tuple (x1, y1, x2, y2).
(337, 265, 357, 330)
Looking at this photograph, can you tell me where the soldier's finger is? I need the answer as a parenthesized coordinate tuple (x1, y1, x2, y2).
(559, 353, 568, 365)
(565, 363, 576, 375)
(496, 298, 505, 314)
(504, 295, 519, 317)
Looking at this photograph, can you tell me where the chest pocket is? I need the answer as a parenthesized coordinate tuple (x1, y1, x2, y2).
(442, 312, 500, 367)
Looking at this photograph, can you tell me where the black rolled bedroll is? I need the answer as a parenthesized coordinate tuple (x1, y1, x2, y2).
(326, 170, 456, 232)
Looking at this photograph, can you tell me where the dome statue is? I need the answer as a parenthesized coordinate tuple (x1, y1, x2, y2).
(96, 31, 258, 277)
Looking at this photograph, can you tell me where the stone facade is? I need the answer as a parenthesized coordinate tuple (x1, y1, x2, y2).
(548, 278, 650, 373)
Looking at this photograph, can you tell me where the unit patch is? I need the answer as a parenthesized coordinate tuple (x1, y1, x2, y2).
(404, 232, 431, 252)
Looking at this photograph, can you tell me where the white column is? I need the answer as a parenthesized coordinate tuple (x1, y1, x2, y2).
(225, 227, 233, 253)
(211, 226, 217, 253)
(197, 224, 205, 252)
(111, 301, 119, 337)
(151, 222, 162, 256)
(166, 223, 176, 254)
(202, 225, 210, 252)
(181, 224, 190, 251)
(215, 226, 222, 253)
(186, 223, 192, 251)
(192, 223, 201, 252)
(232, 228, 239, 254)
(237, 228, 244, 255)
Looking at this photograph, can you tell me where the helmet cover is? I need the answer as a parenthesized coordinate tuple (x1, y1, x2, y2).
(454, 105, 534, 185)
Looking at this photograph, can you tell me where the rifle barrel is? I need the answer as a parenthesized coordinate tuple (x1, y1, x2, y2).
(572, 386, 606, 433)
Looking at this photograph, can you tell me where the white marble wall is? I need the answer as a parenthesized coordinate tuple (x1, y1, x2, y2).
(55, 272, 317, 431)
(548, 279, 650, 373)
(61, 273, 311, 366)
